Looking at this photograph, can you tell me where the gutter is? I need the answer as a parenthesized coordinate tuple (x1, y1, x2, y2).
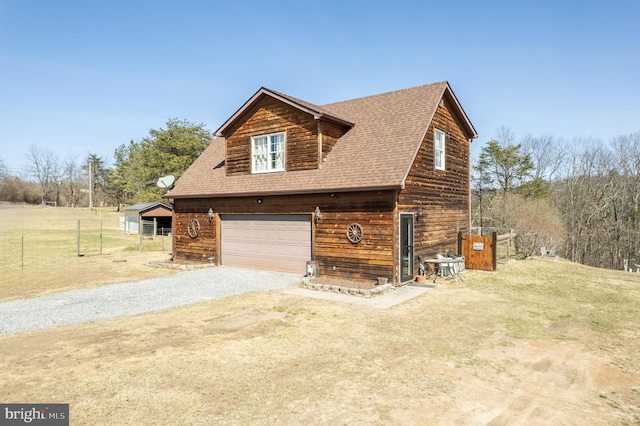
(166, 184, 401, 200)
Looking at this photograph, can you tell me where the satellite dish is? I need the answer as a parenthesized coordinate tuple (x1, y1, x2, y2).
(157, 175, 175, 189)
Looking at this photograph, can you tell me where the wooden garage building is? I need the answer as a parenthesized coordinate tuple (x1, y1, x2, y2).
(165, 81, 477, 284)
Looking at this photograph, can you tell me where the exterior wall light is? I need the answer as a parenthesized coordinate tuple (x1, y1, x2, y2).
(417, 207, 424, 218)
(256, 198, 262, 204)
(208, 208, 214, 222)
(314, 206, 321, 222)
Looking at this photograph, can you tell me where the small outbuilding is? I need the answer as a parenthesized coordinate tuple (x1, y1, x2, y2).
(120, 202, 173, 236)
(166, 81, 477, 284)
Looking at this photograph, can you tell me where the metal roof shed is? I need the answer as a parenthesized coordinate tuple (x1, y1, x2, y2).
(120, 202, 173, 235)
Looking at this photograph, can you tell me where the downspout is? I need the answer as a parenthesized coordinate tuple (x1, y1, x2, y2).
(468, 138, 473, 234)
(393, 189, 400, 285)
(170, 199, 176, 261)
(317, 119, 323, 169)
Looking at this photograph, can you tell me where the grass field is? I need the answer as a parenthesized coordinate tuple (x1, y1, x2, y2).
(1, 206, 639, 424)
(0, 205, 175, 301)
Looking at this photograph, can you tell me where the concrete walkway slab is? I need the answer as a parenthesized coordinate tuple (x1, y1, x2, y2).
(282, 284, 433, 308)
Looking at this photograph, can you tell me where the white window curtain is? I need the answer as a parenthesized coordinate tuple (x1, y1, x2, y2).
(270, 133, 285, 170)
(253, 136, 268, 172)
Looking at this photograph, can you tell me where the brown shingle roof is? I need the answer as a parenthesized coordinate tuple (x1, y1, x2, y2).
(167, 81, 476, 199)
(215, 87, 353, 137)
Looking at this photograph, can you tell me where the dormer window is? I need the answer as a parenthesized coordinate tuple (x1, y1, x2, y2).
(252, 132, 285, 173)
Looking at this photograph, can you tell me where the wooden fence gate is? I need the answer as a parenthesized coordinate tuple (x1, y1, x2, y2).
(458, 232, 496, 271)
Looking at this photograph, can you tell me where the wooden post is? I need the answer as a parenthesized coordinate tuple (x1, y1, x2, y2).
(492, 232, 497, 271)
(505, 234, 510, 260)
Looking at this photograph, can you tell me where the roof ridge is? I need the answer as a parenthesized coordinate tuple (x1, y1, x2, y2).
(264, 87, 348, 121)
(264, 87, 323, 111)
(321, 81, 448, 107)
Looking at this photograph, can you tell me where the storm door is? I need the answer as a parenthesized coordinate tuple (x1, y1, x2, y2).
(400, 213, 414, 282)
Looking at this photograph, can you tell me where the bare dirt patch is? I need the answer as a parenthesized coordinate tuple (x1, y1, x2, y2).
(1, 259, 639, 424)
(1, 208, 639, 423)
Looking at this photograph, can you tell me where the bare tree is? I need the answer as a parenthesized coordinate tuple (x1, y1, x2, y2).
(485, 193, 565, 258)
(521, 133, 566, 182)
(495, 125, 516, 146)
(62, 152, 82, 207)
(552, 139, 631, 268)
(474, 130, 640, 270)
(26, 145, 61, 205)
(0, 157, 7, 178)
(610, 132, 640, 267)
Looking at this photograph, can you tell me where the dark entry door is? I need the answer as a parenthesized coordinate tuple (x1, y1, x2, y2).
(400, 213, 414, 282)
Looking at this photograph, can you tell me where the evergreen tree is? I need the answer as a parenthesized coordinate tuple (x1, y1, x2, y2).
(477, 140, 535, 194)
(110, 119, 212, 203)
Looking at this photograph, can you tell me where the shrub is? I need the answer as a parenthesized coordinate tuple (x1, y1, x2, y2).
(485, 194, 566, 258)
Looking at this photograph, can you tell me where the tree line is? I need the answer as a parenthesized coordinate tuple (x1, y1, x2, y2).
(1, 118, 637, 271)
(474, 127, 640, 270)
(0, 119, 212, 209)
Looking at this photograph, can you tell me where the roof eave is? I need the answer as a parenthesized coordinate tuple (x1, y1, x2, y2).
(167, 184, 401, 200)
(443, 82, 478, 140)
(139, 203, 173, 213)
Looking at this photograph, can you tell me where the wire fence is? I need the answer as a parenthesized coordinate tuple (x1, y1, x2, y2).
(0, 212, 172, 300)
(73, 218, 171, 256)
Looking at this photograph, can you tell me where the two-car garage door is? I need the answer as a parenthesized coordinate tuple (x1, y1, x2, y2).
(220, 214, 311, 274)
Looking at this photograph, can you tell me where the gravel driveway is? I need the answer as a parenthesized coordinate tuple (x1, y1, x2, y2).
(0, 266, 302, 336)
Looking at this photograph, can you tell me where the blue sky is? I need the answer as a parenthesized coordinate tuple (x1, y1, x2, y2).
(1, 0, 638, 175)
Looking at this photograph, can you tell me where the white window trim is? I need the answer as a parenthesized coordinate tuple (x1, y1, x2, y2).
(434, 128, 445, 171)
(251, 131, 286, 174)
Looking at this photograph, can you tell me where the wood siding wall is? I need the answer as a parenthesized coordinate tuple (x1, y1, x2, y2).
(314, 191, 395, 281)
(173, 191, 396, 281)
(174, 94, 472, 283)
(398, 99, 471, 263)
(225, 97, 348, 176)
(173, 203, 217, 263)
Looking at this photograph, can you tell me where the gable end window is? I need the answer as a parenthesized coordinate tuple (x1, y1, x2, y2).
(434, 129, 445, 171)
(252, 132, 285, 173)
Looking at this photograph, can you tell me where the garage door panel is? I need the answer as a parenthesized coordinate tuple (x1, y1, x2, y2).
(221, 215, 311, 274)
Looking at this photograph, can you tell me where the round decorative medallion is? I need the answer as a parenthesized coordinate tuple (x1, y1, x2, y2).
(346, 223, 363, 244)
(187, 219, 200, 238)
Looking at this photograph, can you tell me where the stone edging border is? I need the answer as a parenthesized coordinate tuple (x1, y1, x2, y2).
(301, 278, 394, 297)
(146, 262, 218, 270)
